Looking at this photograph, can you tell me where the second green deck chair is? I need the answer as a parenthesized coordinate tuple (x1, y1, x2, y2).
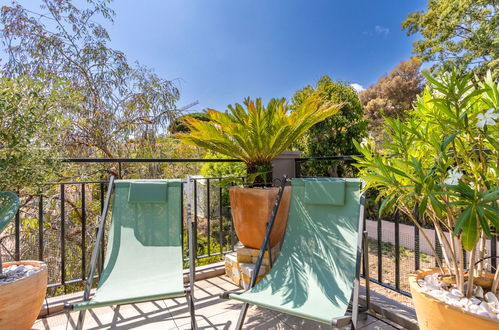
(222, 178, 366, 329)
(67, 177, 196, 329)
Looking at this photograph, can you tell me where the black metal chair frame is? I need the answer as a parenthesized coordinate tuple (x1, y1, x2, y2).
(65, 176, 197, 330)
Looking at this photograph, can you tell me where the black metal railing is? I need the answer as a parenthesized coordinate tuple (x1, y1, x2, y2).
(4, 156, 498, 299)
(4, 158, 242, 296)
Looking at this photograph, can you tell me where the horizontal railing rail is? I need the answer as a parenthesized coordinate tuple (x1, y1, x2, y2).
(62, 158, 243, 163)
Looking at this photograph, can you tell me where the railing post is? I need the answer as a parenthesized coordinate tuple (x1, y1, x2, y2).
(187, 178, 197, 300)
(81, 184, 86, 280)
(219, 181, 224, 254)
(206, 178, 211, 256)
(193, 179, 198, 255)
(294, 159, 301, 178)
(118, 161, 122, 179)
(394, 211, 400, 290)
(376, 205, 382, 283)
(14, 201, 20, 261)
(462, 247, 467, 269)
(99, 182, 105, 273)
(38, 194, 44, 261)
(362, 206, 367, 278)
(414, 226, 420, 271)
(435, 231, 443, 268)
(492, 233, 497, 271)
(60, 184, 66, 288)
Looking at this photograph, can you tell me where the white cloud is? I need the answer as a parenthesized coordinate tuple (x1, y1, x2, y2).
(350, 83, 365, 93)
(374, 25, 390, 37)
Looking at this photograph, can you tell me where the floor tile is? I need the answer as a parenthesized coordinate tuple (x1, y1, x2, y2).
(34, 276, 404, 330)
(359, 320, 398, 330)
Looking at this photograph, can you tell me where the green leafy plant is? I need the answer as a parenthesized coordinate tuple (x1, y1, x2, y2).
(200, 153, 246, 178)
(292, 75, 367, 177)
(355, 70, 499, 297)
(0, 75, 77, 191)
(176, 95, 343, 186)
(402, 0, 499, 77)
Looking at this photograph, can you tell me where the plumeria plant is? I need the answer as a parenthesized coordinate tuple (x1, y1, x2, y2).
(354, 70, 499, 297)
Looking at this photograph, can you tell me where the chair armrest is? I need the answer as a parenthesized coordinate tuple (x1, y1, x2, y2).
(219, 290, 239, 299)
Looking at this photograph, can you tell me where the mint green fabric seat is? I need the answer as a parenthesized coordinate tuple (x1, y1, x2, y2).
(0, 192, 20, 234)
(227, 178, 365, 328)
(69, 179, 196, 329)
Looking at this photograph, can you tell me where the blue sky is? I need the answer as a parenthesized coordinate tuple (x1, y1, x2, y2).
(23, 0, 427, 112)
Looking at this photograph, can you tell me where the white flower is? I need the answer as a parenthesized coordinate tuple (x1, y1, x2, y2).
(476, 108, 499, 129)
(469, 182, 475, 190)
(360, 134, 375, 149)
(444, 168, 463, 185)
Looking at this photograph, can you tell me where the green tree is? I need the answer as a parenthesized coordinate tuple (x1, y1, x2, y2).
(168, 112, 210, 134)
(360, 58, 424, 140)
(292, 76, 367, 177)
(0, 75, 77, 191)
(402, 0, 499, 76)
(122, 135, 205, 179)
(200, 153, 246, 178)
(1, 0, 183, 158)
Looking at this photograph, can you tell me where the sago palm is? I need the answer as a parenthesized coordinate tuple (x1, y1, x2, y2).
(176, 94, 343, 185)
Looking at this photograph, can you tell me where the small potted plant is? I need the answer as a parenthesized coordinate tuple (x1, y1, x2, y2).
(177, 95, 342, 248)
(0, 192, 48, 330)
(355, 70, 499, 329)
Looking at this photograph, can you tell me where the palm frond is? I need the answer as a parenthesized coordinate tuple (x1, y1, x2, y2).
(176, 94, 343, 172)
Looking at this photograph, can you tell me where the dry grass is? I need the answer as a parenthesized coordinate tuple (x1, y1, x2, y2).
(364, 238, 438, 307)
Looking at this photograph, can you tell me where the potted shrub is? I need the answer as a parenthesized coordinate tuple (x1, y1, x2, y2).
(354, 70, 499, 329)
(177, 95, 342, 248)
(0, 192, 48, 330)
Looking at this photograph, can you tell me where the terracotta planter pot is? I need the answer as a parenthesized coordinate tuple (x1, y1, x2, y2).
(409, 268, 499, 330)
(0, 261, 48, 330)
(229, 186, 291, 249)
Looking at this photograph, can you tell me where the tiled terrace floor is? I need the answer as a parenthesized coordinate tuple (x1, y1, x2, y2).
(34, 275, 402, 330)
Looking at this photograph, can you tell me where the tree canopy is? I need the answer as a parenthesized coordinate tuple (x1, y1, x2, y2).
(402, 0, 498, 76)
(0, 0, 184, 158)
(0, 75, 78, 191)
(360, 58, 424, 140)
(292, 75, 367, 177)
(168, 112, 210, 134)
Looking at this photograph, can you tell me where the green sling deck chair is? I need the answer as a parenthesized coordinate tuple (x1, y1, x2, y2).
(67, 177, 197, 330)
(222, 177, 367, 329)
(0, 192, 20, 266)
